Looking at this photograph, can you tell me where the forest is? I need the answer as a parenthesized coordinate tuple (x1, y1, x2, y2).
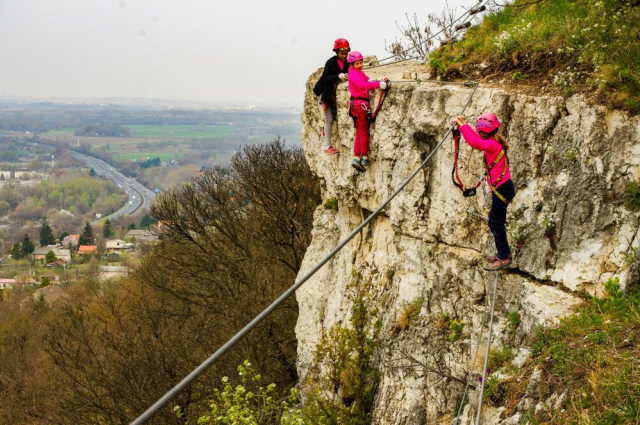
(0, 139, 320, 424)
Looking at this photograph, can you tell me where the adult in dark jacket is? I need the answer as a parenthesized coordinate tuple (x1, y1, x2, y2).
(313, 38, 350, 154)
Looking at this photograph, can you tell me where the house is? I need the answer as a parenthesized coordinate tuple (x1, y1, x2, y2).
(32, 246, 71, 262)
(0, 279, 16, 289)
(125, 230, 158, 242)
(105, 239, 134, 255)
(0, 278, 36, 289)
(33, 245, 58, 260)
(99, 265, 128, 280)
(61, 234, 80, 248)
(47, 258, 68, 269)
(78, 245, 98, 256)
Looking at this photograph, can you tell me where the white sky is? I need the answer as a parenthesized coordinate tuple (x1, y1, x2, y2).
(0, 0, 472, 108)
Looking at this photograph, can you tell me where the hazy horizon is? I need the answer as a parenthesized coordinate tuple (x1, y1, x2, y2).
(0, 0, 474, 108)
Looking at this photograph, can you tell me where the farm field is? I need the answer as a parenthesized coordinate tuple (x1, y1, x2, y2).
(51, 124, 237, 139)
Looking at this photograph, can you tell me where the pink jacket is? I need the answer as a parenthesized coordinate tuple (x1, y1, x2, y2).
(348, 68, 380, 106)
(459, 124, 511, 188)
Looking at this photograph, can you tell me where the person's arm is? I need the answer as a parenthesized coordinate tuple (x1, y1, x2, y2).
(318, 57, 343, 86)
(351, 71, 381, 92)
(459, 124, 494, 152)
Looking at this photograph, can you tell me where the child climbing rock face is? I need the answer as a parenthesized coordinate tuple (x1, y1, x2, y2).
(347, 51, 389, 172)
(313, 38, 350, 155)
(451, 113, 515, 271)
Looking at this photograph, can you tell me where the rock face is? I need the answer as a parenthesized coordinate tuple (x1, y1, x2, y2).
(295, 64, 640, 424)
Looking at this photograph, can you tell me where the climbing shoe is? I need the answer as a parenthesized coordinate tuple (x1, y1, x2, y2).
(361, 157, 370, 169)
(324, 146, 339, 155)
(483, 257, 511, 271)
(486, 253, 511, 262)
(351, 158, 365, 172)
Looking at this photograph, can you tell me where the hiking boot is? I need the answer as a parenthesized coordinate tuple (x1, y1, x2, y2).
(324, 146, 339, 155)
(351, 158, 365, 172)
(361, 157, 370, 169)
(486, 253, 511, 262)
(483, 257, 511, 271)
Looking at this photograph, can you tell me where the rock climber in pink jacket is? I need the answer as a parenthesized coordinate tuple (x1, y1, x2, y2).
(347, 51, 389, 172)
(452, 113, 515, 271)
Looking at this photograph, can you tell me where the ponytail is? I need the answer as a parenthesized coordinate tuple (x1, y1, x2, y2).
(494, 132, 509, 150)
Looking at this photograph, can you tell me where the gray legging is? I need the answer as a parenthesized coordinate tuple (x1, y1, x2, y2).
(317, 95, 334, 148)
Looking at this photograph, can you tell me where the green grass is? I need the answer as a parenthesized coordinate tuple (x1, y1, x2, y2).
(502, 278, 639, 423)
(429, 0, 640, 112)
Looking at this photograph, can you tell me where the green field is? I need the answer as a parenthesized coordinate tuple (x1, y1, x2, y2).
(56, 125, 236, 139)
(127, 125, 236, 139)
(112, 152, 181, 161)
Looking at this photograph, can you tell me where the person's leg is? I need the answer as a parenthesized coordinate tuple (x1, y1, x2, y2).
(323, 106, 334, 148)
(488, 180, 516, 260)
(354, 104, 369, 156)
(353, 106, 368, 158)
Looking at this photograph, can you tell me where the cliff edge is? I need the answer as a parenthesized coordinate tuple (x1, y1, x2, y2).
(295, 62, 640, 423)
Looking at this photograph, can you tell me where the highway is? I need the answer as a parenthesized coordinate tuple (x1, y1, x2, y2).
(68, 151, 156, 224)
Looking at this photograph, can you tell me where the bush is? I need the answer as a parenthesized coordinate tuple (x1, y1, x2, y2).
(624, 181, 640, 210)
(186, 360, 301, 424)
(323, 198, 338, 211)
(302, 273, 382, 424)
(392, 296, 423, 335)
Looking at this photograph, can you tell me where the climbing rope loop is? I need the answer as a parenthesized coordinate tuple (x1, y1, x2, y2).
(130, 82, 480, 425)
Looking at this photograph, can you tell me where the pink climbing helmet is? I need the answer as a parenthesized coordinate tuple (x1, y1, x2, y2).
(347, 51, 363, 64)
(475, 112, 502, 133)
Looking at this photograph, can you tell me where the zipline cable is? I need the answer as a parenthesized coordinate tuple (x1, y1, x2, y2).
(365, 0, 485, 70)
(130, 82, 480, 425)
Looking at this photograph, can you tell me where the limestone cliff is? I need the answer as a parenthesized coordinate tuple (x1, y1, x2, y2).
(295, 62, 640, 424)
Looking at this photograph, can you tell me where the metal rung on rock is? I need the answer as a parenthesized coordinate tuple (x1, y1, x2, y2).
(467, 208, 488, 223)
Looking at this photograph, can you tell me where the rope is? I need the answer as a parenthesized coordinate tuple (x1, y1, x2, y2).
(130, 82, 480, 425)
(365, 0, 486, 70)
(475, 272, 499, 424)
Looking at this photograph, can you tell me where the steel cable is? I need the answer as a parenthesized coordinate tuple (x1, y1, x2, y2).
(130, 82, 480, 425)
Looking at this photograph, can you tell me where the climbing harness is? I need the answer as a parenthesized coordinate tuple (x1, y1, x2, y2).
(131, 82, 480, 425)
(348, 81, 390, 124)
(454, 271, 500, 425)
(451, 127, 509, 203)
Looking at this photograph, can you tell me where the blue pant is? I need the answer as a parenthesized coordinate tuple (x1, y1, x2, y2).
(489, 179, 515, 260)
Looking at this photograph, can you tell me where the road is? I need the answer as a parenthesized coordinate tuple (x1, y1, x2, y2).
(68, 151, 156, 224)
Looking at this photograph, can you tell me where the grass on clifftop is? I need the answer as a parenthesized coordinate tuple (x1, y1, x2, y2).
(495, 278, 639, 424)
(429, 0, 640, 112)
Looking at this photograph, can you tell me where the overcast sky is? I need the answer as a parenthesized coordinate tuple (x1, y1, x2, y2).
(0, 0, 473, 108)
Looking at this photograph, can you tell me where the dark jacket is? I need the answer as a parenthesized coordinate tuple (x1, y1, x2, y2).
(313, 56, 349, 108)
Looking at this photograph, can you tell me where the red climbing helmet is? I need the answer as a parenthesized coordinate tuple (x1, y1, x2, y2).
(333, 38, 351, 52)
(347, 51, 363, 64)
(475, 112, 502, 133)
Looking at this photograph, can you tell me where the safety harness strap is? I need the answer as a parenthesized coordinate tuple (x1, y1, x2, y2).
(452, 128, 509, 203)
